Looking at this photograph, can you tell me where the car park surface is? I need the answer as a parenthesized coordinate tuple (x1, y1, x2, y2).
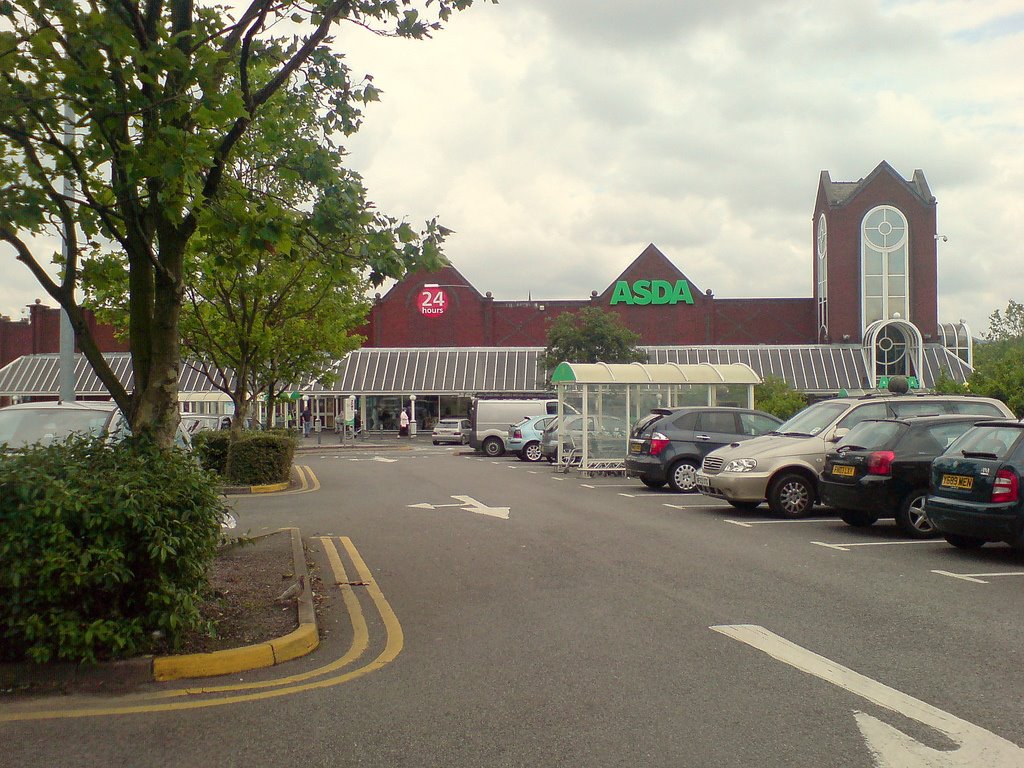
(696, 393, 1013, 518)
(625, 406, 781, 492)
(820, 414, 985, 537)
(927, 420, 1024, 550)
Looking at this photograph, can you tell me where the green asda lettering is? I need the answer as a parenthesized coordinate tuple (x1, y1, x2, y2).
(609, 279, 695, 306)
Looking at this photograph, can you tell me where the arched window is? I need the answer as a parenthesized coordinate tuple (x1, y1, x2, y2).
(861, 205, 909, 327)
(817, 213, 828, 339)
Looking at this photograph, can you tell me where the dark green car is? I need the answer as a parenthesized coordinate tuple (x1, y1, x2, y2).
(927, 421, 1024, 550)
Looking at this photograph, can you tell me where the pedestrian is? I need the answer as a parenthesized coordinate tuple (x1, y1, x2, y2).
(301, 402, 312, 437)
(354, 411, 362, 436)
(399, 408, 410, 438)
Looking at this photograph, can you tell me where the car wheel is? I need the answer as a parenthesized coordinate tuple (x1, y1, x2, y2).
(727, 500, 761, 510)
(482, 437, 504, 457)
(520, 441, 543, 462)
(768, 473, 815, 518)
(840, 509, 878, 528)
(432, 440, 439, 445)
(895, 490, 936, 538)
(944, 533, 985, 549)
(640, 478, 667, 489)
(667, 459, 699, 493)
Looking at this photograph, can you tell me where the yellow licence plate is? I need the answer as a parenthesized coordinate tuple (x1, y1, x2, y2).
(629, 442, 642, 454)
(831, 464, 855, 477)
(941, 474, 974, 490)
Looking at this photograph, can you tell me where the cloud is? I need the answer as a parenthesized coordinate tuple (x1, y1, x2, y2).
(4, 0, 1023, 342)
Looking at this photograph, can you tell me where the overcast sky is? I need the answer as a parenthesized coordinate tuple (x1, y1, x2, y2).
(4, 0, 1022, 337)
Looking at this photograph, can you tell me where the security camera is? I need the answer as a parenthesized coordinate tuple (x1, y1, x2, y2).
(935, 234, 948, 242)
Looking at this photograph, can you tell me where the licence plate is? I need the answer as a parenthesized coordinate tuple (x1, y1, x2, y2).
(831, 464, 855, 477)
(629, 442, 643, 454)
(941, 474, 974, 490)
(696, 478, 710, 491)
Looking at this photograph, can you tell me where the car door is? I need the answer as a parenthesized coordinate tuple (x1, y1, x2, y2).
(693, 410, 741, 459)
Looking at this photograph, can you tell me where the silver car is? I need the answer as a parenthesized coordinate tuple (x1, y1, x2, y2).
(0, 401, 192, 450)
(432, 417, 471, 445)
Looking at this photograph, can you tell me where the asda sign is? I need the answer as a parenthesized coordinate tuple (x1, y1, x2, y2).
(609, 279, 694, 306)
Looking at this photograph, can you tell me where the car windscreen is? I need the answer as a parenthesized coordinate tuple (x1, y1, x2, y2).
(836, 420, 900, 451)
(0, 408, 111, 447)
(944, 425, 1024, 459)
(775, 400, 849, 437)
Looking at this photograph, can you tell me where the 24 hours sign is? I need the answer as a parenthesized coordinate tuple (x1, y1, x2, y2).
(418, 287, 448, 316)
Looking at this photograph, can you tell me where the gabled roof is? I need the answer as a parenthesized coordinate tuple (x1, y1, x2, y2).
(819, 161, 935, 208)
(599, 244, 705, 299)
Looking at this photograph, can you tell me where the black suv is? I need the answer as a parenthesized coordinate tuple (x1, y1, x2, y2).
(820, 414, 987, 538)
(625, 407, 782, 492)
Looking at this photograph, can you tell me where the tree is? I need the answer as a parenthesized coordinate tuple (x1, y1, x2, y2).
(984, 299, 1024, 341)
(0, 0, 480, 446)
(753, 375, 806, 420)
(541, 307, 646, 374)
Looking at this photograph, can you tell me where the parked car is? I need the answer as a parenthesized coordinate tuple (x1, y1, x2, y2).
(820, 415, 987, 537)
(625, 407, 782, 492)
(468, 397, 561, 457)
(0, 401, 192, 453)
(927, 420, 1024, 550)
(695, 393, 1013, 517)
(540, 414, 628, 462)
(507, 414, 556, 462)
(432, 417, 471, 445)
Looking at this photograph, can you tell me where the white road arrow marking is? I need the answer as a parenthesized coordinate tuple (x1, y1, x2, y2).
(712, 624, 1024, 766)
(407, 495, 509, 520)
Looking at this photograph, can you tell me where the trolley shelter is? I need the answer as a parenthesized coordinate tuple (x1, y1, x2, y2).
(548, 362, 762, 473)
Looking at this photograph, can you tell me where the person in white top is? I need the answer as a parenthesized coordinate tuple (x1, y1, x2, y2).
(399, 408, 410, 438)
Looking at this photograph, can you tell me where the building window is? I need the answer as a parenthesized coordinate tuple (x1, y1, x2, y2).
(861, 205, 909, 327)
(817, 213, 828, 339)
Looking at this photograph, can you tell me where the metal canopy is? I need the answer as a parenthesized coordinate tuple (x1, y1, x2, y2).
(0, 344, 975, 398)
(550, 361, 761, 385)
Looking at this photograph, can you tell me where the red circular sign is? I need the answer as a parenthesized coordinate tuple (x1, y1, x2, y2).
(417, 287, 448, 316)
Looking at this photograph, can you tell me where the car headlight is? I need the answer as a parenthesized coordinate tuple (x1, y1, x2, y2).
(723, 458, 757, 472)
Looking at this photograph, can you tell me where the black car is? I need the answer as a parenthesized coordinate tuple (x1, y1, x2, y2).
(820, 415, 986, 538)
(625, 407, 782, 492)
(927, 420, 1024, 550)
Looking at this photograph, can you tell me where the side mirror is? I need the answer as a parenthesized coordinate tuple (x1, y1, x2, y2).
(829, 428, 849, 443)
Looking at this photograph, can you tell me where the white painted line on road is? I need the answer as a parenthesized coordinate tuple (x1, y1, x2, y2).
(581, 484, 595, 488)
(812, 540, 946, 552)
(932, 569, 1024, 585)
(528, 471, 539, 474)
(711, 623, 1024, 765)
(726, 518, 835, 527)
(550, 477, 565, 481)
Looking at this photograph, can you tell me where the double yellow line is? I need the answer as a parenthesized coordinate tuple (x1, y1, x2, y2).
(0, 537, 402, 722)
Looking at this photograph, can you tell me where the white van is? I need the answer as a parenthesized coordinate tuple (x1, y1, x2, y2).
(469, 398, 560, 457)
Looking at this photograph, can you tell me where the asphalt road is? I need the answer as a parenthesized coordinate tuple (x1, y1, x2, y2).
(4, 442, 1024, 767)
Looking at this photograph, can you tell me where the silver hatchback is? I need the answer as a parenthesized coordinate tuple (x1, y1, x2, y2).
(432, 417, 471, 445)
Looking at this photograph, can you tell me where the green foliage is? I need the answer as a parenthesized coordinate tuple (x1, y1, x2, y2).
(931, 373, 969, 394)
(0, 437, 225, 663)
(754, 376, 808, 420)
(0, 0, 483, 446)
(968, 339, 1024, 417)
(542, 308, 646, 374)
(225, 434, 296, 486)
(191, 430, 232, 475)
(984, 299, 1024, 341)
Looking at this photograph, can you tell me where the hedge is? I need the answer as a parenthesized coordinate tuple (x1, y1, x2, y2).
(225, 433, 296, 486)
(191, 430, 231, 475)
(0, 437, 225, 663)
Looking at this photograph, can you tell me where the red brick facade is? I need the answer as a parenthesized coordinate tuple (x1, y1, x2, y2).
(358, 162, 940, 349)
(0, 302, 128, 370)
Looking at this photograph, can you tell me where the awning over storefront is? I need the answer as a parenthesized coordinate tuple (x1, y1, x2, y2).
(0, 344, 975, 399)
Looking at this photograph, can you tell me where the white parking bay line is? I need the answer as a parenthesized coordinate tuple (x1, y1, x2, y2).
(932, 569, 1024, 584)
(726, 518, 835, 527)
(812, 540, 946, 552)
(581, 484, 595, 488)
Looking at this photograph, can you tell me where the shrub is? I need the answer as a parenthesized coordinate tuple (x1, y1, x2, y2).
(191, 430, 231, 474)
(754, 375, 808, 420)
(0, 436, 225, 663)
(225, 433, 296, 486)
